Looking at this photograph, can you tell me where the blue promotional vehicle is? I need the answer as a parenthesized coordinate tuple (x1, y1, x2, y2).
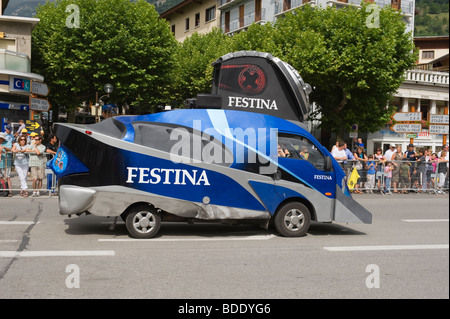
(51, 51, 372, 238)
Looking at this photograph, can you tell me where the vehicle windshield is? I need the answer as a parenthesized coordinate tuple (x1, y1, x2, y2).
(278, 133, 327, 170)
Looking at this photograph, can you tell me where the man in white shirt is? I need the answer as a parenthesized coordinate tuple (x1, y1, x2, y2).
(331, 141, 347, 163)
(384, 143, 397, 161)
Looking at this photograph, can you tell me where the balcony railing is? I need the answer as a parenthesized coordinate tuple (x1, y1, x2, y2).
(0, 49, 31, 73)
(275, 0, 316, 15)
(405, 69, 449, 86)
(326, 0, 363, 7)
(219, 0, 247, 10)
(225, 8, 266, 34)
(219, 0, 232, 7)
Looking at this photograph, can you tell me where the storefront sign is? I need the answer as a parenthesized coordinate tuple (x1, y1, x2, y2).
(0, 102, 29, 111)
(9, 76, 31, 93)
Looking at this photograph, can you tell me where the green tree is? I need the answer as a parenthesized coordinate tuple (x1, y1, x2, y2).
(429, 17, 445, 35)
(230, 22, 278, 54)
(269, 4, 418, 137)
(32, 0, 177, 116)
(168, 28, 231, 107)
(415, 0, 448, 36)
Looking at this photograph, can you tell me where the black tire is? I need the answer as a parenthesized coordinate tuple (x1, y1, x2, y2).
(125, 206, 161, 239)
(274, 202, 311, 237)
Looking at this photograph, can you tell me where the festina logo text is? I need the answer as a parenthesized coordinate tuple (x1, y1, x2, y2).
(228, 96, 278, 110)
(126, 167, 210, 186)
(314, 175, 332, 180)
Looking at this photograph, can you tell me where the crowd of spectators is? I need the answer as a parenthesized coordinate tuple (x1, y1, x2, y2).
(331, 138, 449, 194)
(0, 120, 58, 197)
(3, 121, 449, 197)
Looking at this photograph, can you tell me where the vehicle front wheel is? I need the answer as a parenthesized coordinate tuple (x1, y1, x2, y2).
(125, 206, 161, 239)
(274, 202, 311, 237)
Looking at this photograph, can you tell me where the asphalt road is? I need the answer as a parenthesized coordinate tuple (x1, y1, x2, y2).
(0, 193, 448, 300)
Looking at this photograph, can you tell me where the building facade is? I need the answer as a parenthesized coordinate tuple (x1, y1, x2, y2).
(414, 36, 449, 70)
(0, 1, 44, 129)
(219, 0, 415, 36)
(218, 0, 269, 35)
(160, 0, 220, 42)
(365, 36, 449, 154)
(366, 69, 449, 155)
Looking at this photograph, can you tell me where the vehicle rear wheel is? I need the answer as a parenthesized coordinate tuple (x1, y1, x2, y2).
(274, 202, 310, 237)
(125, 206, 161, 239)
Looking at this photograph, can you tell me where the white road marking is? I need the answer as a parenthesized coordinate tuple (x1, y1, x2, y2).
(0, 221, 37, 225)
(0, 250, 115, 258)
(0, 240, 19, 243)
(99, 234, 276, 242)
(402, 219, 449, 222)
(324, 244, 449, 252)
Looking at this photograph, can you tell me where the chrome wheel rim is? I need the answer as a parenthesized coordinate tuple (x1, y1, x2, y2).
(132, 211, 156, 234)
(284, 209, 305, 231)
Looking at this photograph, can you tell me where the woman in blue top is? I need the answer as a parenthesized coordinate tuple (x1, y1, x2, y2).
(365, 154, 376, 193)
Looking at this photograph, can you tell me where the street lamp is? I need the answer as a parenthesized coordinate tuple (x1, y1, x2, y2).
(100, 84, 118, 119)
(93, 83, 114, 122)
(103, 83, 114, 94)
(99, 83, 114, 103)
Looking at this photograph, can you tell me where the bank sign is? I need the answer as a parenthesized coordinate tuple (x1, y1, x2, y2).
(9, 76, 31, 93)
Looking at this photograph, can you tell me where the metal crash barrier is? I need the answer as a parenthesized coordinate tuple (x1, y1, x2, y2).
(0, 151, 57, 197)
(342, 159, 449, 195)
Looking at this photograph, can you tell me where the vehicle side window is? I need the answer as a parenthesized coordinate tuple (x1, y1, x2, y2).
(90, 118, 126, 139)
(278, 133, 326, 170)
(133, 122, 175, 153)
(132, 122, 232, 167)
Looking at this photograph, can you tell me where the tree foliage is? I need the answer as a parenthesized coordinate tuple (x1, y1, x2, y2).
(168, 28, 232, 106)
(230, 22, 277, 54)
(32, 0, 177, 115)
(415, 0, 449, 36)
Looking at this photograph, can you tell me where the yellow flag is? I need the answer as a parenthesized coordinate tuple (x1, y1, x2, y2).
(347, 167, 360, 190)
